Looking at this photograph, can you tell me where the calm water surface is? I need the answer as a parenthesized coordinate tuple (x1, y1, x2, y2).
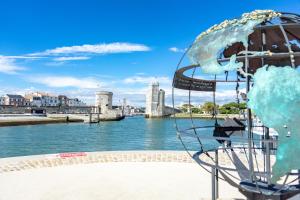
(0, 116, 217, 158)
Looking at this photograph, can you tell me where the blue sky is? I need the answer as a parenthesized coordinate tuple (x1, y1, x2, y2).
(0, 0, 299, 106)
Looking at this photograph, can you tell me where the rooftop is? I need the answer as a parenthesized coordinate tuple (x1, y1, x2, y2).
(6, 94, 24, 99)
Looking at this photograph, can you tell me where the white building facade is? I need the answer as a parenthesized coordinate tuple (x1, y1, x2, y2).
(25, 93, 42, 107)
(0, 96, 5, 105)
(25, 92, 86, 107)
(58, 95, 68, 106)
(4, 94, 26, 106)
(25, 92, 58, 107)
(31, 96, 42, 107)
(68, 98, 86, 107)
(42, 95, 58, 107)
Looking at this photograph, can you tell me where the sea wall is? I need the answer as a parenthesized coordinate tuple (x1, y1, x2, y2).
(145, 106, 181, 118)
(0, 117, 83, 127)
(0, 105, 92, 114)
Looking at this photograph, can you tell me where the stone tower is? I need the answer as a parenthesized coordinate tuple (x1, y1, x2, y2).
(145, 82, 165, 117)
(95, 91, 113, 114)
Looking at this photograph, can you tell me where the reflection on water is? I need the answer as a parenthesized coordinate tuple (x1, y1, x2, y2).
(145, 118, 170, 149)
(0, 116, 219, 158)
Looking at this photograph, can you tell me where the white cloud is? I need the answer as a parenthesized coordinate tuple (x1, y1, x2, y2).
(169, 47, 186, 53)
(123, 76, 171, 84)
(11, 74, 243, 106)
(45, 62, 65, 66)
(53, 56, 90, 61)
(0, 56, 26, 74)
(31, 42, 151, 56)
(16, 70, 243, 106)
(0, 86, 36, 97)
(171, 87, 246, 106)
(28, 76, 101, 89)
(2, 55, 43, 59)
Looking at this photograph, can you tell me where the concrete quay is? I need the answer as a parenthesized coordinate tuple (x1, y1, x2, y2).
(0, 115, 83, 127)
(0, 151, 246, 200)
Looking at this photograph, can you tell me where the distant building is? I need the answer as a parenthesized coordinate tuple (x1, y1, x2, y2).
(25, 92, 86, 107)
(37, 92, 58, 107)
(24, 99, 31, 106)
(4, 94, 25, 106)
(130, 106, 144, 115)
(31, 96, 42, 107)
(25, 92, 58, 107)
(25, 93, 42, 107)
(0, 96, 5, 105)
(122, 98, 131, 116)
(43, 95, 58, 107)
(68, 98, 86, 107)
(58, 95, 68, 106)
(145, 82, 166, 117)
(95, 91, 113, 113)
(95, 91, 124, 120)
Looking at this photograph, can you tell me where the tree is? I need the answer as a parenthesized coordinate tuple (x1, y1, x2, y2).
(219, 102, 247, 114)
(180, 104, 194, 113)
(181, 104, 194, 108)
(191, 107, 203, 114)
(219, 106, 230, 114)
(239, 102, 247, 110)
(201, 102, 218, 114)
(181, 107, 188, 113)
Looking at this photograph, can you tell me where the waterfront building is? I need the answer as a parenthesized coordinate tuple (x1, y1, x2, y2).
(68, 98, 86, 107)
(4, 94, 26, 106)
(145, 82, 166, 117)
(130, 107, 144, 115)
(42, 94, 58, 107)
(26, 92, 86, 107)
(25, 93, 42, 107)
(24, 99, 31, 106)
(30, 96, 41, 107)
(0, 96, 5, 105)
(58, 95, 68, 106)
(27, 92, 59, 107)
(122, 98, 132, 116)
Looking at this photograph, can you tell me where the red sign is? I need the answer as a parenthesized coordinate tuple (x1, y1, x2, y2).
(58, 152, 87, 158)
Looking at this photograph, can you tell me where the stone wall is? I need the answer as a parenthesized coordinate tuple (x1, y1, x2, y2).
(0, 105, 92, 114)
(164, 106, 181, 116)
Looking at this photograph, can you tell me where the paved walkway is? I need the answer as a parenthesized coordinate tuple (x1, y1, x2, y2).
(0, 151, 194, 173)
(0, 151, 246, 200)
(0, 150, 256, 173)
(0, 151, 298, 200)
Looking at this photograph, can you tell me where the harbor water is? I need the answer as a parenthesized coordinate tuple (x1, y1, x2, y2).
(0, 116, 218, 158)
